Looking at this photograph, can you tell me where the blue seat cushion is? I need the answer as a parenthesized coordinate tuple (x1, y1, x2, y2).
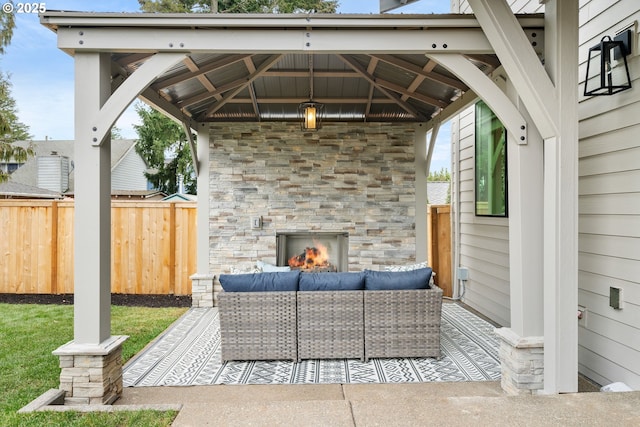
(364, 267, 433, 290)
(299, 272, 365, 291)
(219, 271, 300, 292)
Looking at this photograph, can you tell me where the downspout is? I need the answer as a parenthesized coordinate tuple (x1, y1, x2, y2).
(452, 116, 463, 300)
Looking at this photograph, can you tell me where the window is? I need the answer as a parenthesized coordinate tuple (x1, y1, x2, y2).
(475, 101, 507, 217)
(0, 162, 23, 174)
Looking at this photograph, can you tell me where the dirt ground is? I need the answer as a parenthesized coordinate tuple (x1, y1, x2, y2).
(0, 293, 191, 307)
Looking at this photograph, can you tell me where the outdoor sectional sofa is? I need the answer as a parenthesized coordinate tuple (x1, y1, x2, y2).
(217, 267, 443, 362)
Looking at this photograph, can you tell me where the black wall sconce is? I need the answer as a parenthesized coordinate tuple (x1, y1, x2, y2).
(584, 30, 632, 96)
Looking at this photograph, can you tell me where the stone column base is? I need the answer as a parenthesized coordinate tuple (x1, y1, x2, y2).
(190, 273, 215, 307)
(52, 335, 128, 405)
(494, 327, 544, 395)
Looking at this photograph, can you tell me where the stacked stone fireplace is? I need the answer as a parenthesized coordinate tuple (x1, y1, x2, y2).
(208, 122, 419, 295)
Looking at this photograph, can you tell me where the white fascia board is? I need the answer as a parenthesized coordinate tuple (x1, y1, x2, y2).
(42, 12, 544, 30)
(57, 27, 499, 54)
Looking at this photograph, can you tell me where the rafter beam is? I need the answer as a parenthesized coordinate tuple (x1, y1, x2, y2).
(337, 54, 424, 121)
(375, 78, 448, 109)
(371, 54, 469, 92)
(262, 70, 359, 78)
(203, 54, 283, 119)
(153, 54, 251, 90)
(183, 56, 222, 102)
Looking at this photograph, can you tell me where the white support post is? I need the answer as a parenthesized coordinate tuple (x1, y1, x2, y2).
(190, 123, 215, 307)
(542, 0, 579, 394)
(468, 0, 579, 394)
(505, 85, 544, 339)
(52, 52, 127, 406)
(414, 124, 428, 263)
(73, 52, 112, 345)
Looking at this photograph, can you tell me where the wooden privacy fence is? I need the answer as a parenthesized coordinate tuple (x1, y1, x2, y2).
(0, 200, 196, 295)
(427, 204, 452, 297)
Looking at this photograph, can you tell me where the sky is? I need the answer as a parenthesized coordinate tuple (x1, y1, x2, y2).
(3, 0, 452, 173)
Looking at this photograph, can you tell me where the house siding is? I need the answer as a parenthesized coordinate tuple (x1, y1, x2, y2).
(111, 146, 148, 191)
(577, 0, 640, 389)
(451, 105, 511, 327)
(451, 0, 640, 389)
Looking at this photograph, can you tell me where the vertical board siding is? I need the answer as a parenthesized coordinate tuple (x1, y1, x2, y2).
(0, 201, 196, 295)
(578, 0, 640, 389)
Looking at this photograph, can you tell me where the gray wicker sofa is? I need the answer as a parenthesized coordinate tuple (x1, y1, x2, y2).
(218, 268, 443, 362)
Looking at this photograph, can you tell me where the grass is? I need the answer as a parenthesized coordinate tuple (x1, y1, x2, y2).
(0, 303, 188, 427)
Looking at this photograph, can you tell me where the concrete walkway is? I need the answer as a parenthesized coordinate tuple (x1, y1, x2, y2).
(116, 381, 640, 426)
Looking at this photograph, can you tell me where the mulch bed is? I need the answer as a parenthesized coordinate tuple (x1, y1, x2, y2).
(0, 293, 191, 307)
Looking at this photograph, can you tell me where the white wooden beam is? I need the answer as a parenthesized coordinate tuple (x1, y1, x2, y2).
(414, 124, 428, 263)
(468, 0, 558, 138)
(428, 54, 527, 144)
(181, 121, 199, 176)
(56, 27, 499, 54)
(541, 0, 579, 394)
(90, 52, 186, 146)
(73, 52, 112, 345)
(425, 121, 440, 177)
(195, 124, 210, 274)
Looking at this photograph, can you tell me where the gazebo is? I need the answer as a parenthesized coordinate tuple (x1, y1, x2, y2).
(41, 0, 579, 404)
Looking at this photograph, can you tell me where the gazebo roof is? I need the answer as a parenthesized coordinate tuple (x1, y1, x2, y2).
(41, 12, 544, 127)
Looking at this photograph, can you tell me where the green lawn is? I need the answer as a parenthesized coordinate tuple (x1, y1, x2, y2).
(0, 303, 188, 427)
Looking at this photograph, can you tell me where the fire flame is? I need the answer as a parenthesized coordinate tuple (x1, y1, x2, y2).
(288, 241, 330, 269)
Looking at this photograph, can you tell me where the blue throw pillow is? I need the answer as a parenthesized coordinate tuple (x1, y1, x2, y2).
(299, 272, 365, 291)
(219, 271, 300, 292)
(364, 267, 433, 290)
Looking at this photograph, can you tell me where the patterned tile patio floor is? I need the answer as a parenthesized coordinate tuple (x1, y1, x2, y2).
(123, 302, 501, 387)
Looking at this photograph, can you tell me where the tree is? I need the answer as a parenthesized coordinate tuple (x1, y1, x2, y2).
(138, 0, 338, 13)
(134, 104, 196, 194)
(134, 0, 338, 193)
(0, 2, 15, 54)
(1, 7, 32, 183)
(427, 167, 450, 182)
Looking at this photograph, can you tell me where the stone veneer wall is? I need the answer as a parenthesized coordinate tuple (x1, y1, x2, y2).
(208, 122, 418, 273)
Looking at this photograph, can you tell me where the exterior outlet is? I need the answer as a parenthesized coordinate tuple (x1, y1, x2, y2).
(609, 287, 623, 310)
(251, 216, 262, 229)
(578, 305, 587, 328)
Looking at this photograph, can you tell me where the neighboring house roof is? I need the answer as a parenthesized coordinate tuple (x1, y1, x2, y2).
(162, 193, 197, 202)
(8, 139, 148, 193)
(110, 190, 167, 200)
(427, 181, 450, 205)
(0, 181, 63, 199)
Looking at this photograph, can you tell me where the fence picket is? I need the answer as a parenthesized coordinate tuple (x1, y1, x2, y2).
(0, 200, 196, 295)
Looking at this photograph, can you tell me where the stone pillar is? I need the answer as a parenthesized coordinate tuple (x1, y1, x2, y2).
(53, 336, 128, 405)
(191, 273, 215, 307)
(495, 327, 544, 395)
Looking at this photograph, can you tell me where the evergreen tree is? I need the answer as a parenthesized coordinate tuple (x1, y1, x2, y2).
(134, 104, 196, 194)
(427, 167, 451, 182)
(0, 4, 32, 182)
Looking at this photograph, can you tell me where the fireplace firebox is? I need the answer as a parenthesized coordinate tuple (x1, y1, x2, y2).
(276, 232, 348, 272)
